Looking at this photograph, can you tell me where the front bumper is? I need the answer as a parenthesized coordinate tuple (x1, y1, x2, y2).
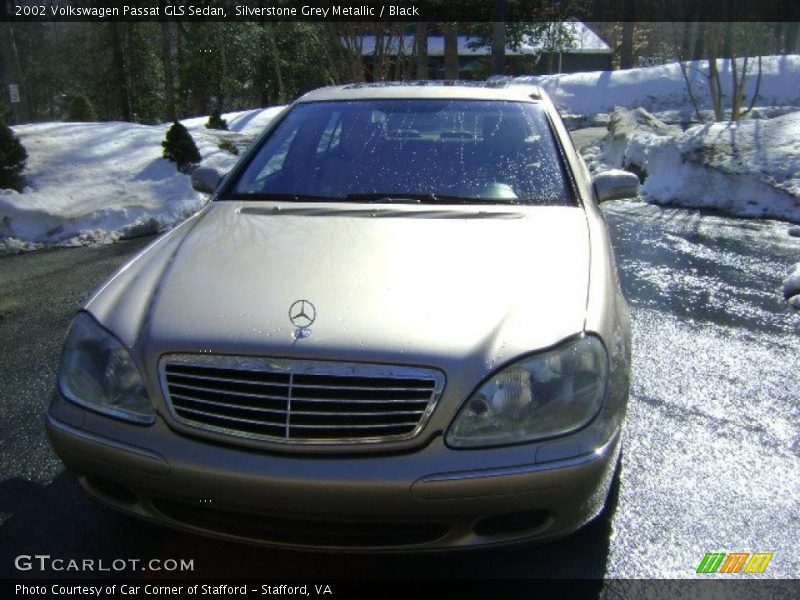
(46, 391, 622, 551)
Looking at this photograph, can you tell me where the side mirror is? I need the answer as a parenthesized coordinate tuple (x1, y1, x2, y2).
(592, 170, 640, 202)
(191, 166, 224, 194)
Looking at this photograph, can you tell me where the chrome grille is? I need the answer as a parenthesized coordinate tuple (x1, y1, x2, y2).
(160, 355, 445, 445)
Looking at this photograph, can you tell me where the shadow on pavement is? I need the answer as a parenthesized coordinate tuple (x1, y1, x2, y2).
(603, 201, 798, 335)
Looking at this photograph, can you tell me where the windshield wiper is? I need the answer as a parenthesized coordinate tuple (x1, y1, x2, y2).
(344, 193, 505, 205)
(229, 193, 340, 202)
(230, 193, 519, 205)
(345, 194, 436, 204)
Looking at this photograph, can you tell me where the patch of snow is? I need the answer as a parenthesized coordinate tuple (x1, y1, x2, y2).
(514, 55, 800, 120)
(784, 264, 800, 299)
(0, 236, 43, 255)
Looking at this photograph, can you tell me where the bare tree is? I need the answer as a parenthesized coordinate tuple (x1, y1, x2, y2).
(676, 22, 766, 123)
(337, 23, 366, 82)
(728, 25, 766, 121)
(371, 24, 406, 81)
(706, 23, 724, 121)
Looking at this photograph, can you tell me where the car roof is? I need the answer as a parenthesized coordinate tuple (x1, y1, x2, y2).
(296, 81, 546, 103)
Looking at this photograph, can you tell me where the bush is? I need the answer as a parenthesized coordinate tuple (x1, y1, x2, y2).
(0, 121, 27, 191)
(162, 121, 201, 173)
(206, 108, 228, 130)
(67, 95, 97, 122)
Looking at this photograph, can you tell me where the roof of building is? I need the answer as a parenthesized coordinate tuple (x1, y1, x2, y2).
(348, 23, 611, 57)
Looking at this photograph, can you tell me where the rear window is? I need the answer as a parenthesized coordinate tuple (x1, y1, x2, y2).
(228, 99, 575, 206)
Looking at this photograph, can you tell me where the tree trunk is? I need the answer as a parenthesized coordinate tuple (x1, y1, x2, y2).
(267, 25, 285, 103)
(0, 23, 31, 122)
(324, 23, 346, 84)
(110, 24, 132, 121)
(722, 22, 734, 58)
(731, 56, 743, 121)
(394, 24, 411, 80)
(680, 22, 695, 59)
(338, 24, 365, 82)
(215, 24, 227, 110)
(444, 23, 458, 80)
(173, 22, 187, 117)
(693, 23, 706, 60)
(785, 22, 799, 53)
(677, 58, 705, 123)
(705, 24, 723, 121)
(490, 1, 507, 77)
(373, 26, 387, 81)
(620, 22, 634, 69)
(620, 0, 635, 69)
(740, 55, 763, 119)
(415, 22, 428, 80)
(161, 21, 176, 121)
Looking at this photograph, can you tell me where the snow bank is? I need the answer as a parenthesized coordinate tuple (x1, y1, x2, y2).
(590, 108, 800, 223)
(514, 55, 800, 121)
(0, 106, 282, 253)
(0, 121, 204, 249)
(594, 107, 682, 169)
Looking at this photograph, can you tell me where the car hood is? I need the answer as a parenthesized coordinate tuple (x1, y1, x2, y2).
(96, 202, 590, 372)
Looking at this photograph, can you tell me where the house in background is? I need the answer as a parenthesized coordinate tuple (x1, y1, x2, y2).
(350, 23, 612, 81)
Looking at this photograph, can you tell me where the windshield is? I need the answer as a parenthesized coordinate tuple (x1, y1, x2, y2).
(229, 99, 575, 206)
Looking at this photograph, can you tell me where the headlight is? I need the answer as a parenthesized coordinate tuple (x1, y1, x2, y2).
(446, 335, 608, 448)
(58, 312, 154, 424)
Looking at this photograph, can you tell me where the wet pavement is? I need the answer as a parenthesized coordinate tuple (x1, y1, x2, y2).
(0, 199, 798, 579)
(600, 200, 800, 578)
